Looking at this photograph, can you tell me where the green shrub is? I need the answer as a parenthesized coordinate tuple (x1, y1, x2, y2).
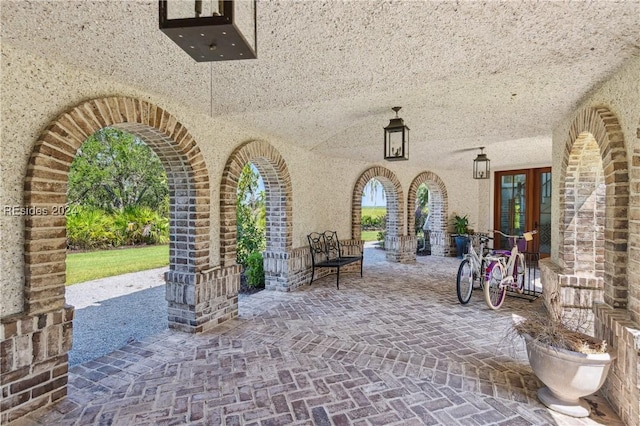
(66, 207, 116, 249)
(377, 230, 386, 249)
(245, 251, 265, 288)
(113, 206, 169, 246)
(67, 206, 168, 249)
(236, 164, 266, 267)
(361, 214, 386, 230)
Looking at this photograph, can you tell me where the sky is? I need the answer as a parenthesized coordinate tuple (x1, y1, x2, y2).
(361, 181, 386, 207)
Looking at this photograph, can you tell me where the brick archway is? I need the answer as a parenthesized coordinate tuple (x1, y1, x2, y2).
(220, 140, 293, 290)
(352, 167, 413, 262)
(5, 97, 214, 423)
(540, 107, 637, 424)
(558, 107, 629, 310)
(24, 97, 211, 314)
(407, 171, 450, 257)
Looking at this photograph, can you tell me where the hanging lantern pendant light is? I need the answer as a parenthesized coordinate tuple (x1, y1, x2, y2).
(384, 107, 409, 161)
(159, 0, 257, 62)
(473, 147, 490, 179)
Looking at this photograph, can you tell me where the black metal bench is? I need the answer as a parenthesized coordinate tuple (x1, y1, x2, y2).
(307, 231, 363, 289)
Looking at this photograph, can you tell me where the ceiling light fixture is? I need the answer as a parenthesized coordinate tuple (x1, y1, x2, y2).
(159, 0, 257, 62)
(473, 147, 490, 179)
(383, 107, 409, 161)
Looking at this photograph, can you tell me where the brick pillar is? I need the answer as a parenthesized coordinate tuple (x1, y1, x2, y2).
(593, 304, 640, 426)
(165, 265, 240, 333)
(385, 235, 417, 263)
(0, 306, 73, 424)
(263, 250, 290, 291)
(539, 258, 604, 334)
(429, 231, 451, 257)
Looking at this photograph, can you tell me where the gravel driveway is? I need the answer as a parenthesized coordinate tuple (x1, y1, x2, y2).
(65, 267, 168, 366)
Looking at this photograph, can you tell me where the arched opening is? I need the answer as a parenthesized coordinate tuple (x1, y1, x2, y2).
(24, 98, 211, 314)
(16, 97, 213, 416)
(65, 127, 170, 365)
(220, 140, 293, 291)
(236, 162, 267, 293)
(360, 178, 387, 248)
(557, 132, 607, 332)
(563, 133, 606, 278)
(352, 167, 411, 262)
(555, 108, 630, 319)
(413, 183, 430, 254)
(407, 172, 450, 257)
(551, 106, 634, 424)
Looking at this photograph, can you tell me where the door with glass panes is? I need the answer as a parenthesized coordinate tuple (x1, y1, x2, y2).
(493, 168, 551, 257)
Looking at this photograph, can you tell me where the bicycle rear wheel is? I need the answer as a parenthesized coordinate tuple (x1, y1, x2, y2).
(514, 253, 526, 293)
(484, 261, 506, 309)
(456, 258, 475, 304)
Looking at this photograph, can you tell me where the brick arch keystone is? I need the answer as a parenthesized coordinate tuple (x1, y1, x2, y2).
(558, 106, 629, 309)
(23, 97, 211, 314)
(219, 140, 292, 267)
(407, 171, 450, 256)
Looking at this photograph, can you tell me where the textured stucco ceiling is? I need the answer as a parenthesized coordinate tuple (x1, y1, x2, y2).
(2, 0, 640, 170)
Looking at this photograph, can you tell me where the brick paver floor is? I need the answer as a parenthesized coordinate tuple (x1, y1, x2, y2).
(14, 251, 624, 425)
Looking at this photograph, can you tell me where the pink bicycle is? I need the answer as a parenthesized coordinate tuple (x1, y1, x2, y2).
(483, 229, 536, 310)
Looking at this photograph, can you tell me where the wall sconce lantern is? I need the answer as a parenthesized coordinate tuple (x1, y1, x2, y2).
(473, 147, 490, 179)
(384, 107, 409, 161)
(159, 0, 257, 62)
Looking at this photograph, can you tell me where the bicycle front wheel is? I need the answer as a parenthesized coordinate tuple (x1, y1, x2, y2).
(515, 254, 526, 293)
(484, 261, 506, 309)
(456, 258, 474, 304)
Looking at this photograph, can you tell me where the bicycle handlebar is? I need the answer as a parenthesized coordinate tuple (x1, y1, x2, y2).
(488, 229, 538, 240)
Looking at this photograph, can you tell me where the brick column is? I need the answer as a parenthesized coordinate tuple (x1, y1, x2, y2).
(263, 251, 290, 291)
(539, 258, 604, 334)
(165, 265, 241, 333)
(593, 304, 640, 426)
(429, 231, 451, 256)
(263, 248, 312, 291)
(0, 306, 73, 424)
(385, 235, 417, 263)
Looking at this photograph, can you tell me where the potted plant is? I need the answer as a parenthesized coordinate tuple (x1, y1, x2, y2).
(451, 214, 470, 258)
(512, 309, 615, 418)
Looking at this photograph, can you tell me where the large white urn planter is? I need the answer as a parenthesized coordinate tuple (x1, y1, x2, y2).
(523, 334, 616, 417)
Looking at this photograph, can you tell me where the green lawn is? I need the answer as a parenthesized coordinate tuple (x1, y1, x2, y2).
(361, 206, 386, 242)
(66, 245, 169, 285)
(361, 206, 387, 217)
(360, 230, 381, 242)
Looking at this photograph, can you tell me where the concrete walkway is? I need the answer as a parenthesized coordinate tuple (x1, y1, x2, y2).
(16, 248, 623, 425)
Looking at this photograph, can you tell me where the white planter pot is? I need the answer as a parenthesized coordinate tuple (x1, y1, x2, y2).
(523, 334, 615, 418)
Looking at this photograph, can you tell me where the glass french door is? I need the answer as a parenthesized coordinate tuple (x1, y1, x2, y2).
(494, 167, 551, 257)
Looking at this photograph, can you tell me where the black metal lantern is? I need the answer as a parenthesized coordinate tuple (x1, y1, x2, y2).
(159, 0, 257, 62)
(384, 107, 409, 161)
(473, 147, 490, 179)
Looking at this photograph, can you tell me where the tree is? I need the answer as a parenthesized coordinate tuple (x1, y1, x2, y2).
(417, 184, 429, 211)
(68, 128, 168, 214)
(236, 163, 266, 267)
(362, 178, 385, 206)
(415, 184, 430, 235)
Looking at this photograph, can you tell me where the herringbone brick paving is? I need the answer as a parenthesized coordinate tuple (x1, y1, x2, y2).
(14, 253, 624, 425)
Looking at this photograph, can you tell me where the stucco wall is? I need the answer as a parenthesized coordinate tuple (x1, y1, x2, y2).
(0, 44, 484, 317)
